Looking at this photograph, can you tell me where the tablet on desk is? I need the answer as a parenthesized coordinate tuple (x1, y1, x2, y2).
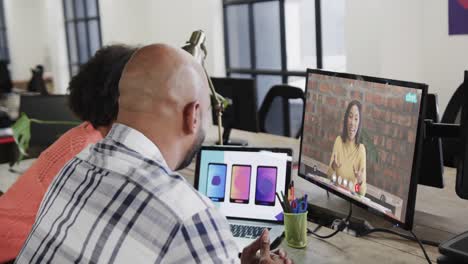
(194, 146, 292, 252)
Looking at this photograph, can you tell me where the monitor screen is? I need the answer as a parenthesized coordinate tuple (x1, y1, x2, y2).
(195, 147, 291, 222)
(19, 95, 80, 157)
(299, 69, 426, 228)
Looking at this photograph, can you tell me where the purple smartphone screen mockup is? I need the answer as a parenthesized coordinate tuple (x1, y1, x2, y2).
(255, 166, 277, 206)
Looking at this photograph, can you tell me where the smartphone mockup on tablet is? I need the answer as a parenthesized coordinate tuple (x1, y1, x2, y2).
(255, 166, 278, 206)
(230, 165, 252, 204)
(206, 163, 227, 202)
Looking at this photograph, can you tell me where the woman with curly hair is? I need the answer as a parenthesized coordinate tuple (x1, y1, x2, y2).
(0, 44, 136, 263)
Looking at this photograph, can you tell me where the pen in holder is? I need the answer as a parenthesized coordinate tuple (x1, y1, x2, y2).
(277, 188, 308, 248)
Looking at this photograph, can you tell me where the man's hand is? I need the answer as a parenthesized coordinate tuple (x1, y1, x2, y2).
(240, 229, 293, 264)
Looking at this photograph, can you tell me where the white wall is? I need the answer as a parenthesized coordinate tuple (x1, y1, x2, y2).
(346, 0, 468, 111)
(151, 0, 226, 76)
(5, 0, 467, 104)
(422, 0, 468, 112)
(42, 0, 69, 94)
(99, 0, 226, 76)
(345, 0, 382, 77)
(345, 0, 424, 81)
(4, 0, 69, 93)
(4, 0, 47, 81)
(4, 0, 225, 93)
(99, 0, 153, 46)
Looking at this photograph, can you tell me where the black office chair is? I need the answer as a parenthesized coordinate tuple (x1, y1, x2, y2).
(19, 94, 80, 157)
(258, 85, 305, 138)
(441, 70, 468, 168)
(0, 60, 12, 95)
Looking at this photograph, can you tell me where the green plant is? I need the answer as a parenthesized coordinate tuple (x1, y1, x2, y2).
(11, 113, 80, 165)
(360, 128, 379, 164)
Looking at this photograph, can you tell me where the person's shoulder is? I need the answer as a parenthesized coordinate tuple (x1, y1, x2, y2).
(71, 122, 103, 147)
(358, 143, 366, 154)
(37, 123, 89, 163)
(41, 122, 101, 158)
(335, 135, 344, 145)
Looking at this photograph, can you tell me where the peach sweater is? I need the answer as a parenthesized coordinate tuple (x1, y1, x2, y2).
(0, 122, 102, 263)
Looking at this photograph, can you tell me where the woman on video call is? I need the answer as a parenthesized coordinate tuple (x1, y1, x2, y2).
(327, 100, 367, 196)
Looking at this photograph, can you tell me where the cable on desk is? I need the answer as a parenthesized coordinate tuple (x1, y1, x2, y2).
(359, 227, 439, 247)
(310, 224, 323, 234)
(359, 227, 433, 264)
(307, 202, 352, 239)
(410, 230, 433, 264)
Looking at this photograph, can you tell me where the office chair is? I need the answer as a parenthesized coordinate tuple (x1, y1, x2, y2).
(441, 70, 468, 167)
(258, 85, 305, 138)
(211, 77, 258, 145)
(19, 94, 80, 157)
(27, 65, 48, 95)
(0, 60, 12, 94)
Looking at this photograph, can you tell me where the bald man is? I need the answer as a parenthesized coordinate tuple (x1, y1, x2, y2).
(16, 44, 291, 264)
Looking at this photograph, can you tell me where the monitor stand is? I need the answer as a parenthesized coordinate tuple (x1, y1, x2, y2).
(306, 196, 454, 241)
(216, 125, 248, 146)
(306, 201, 468, 254)
(306, 202, 371, 236)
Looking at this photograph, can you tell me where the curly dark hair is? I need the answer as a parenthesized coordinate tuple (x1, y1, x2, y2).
(68, 44, 136, 128)
(341, 100, 362, 147)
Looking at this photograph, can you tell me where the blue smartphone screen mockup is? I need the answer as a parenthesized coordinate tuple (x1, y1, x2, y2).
(206, 163, 227, 202)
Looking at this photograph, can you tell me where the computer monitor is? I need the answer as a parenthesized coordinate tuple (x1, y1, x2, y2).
(211, 77, 259, 145)
(419, 94, 444, 188)
(298, 69, 427, 230)
(19, 94, 80, 157)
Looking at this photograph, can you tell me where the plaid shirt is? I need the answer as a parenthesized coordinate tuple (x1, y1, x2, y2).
(16, 123, 239, 264)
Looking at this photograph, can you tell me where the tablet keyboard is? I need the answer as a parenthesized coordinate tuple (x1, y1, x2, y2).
(230, 224, 271, 239)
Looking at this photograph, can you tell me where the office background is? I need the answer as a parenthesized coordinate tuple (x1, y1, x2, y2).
(1, 0, 467, 113)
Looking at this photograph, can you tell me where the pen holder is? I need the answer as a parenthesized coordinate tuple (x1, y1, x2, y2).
(283, 211, 308, 248)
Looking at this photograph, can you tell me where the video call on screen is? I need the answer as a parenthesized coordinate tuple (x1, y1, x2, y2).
(299, 72, 422, 222)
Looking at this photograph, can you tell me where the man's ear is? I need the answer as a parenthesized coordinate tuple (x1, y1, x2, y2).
(183, 101, 200, 135)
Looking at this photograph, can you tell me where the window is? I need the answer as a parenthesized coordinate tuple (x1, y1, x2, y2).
(223, 0, 345, 108)
(0, 0, 9, 62)
(321, 0, 346, 71)
(63, 0, 102, 77)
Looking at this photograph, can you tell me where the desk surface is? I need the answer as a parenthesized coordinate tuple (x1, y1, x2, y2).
(2, 126, 468, 263)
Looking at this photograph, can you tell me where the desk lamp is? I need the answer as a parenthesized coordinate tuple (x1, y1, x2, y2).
(182, 30, 229, 145)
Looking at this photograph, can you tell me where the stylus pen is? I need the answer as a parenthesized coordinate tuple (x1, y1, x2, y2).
(281, 191, 292, 213)
(276, 192, 286, 212)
